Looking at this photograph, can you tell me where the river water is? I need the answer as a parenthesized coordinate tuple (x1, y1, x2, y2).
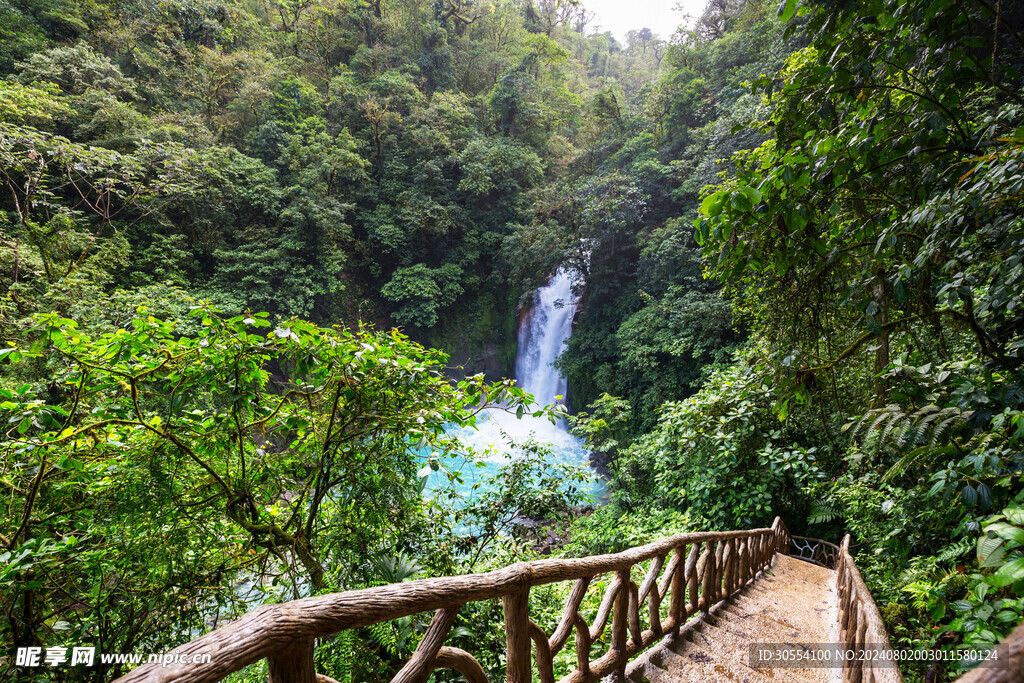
(426, 268, 601, 499)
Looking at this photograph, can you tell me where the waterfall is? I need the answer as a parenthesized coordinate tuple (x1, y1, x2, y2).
(453, 265, 583, 452)
(426, 264, 599, 502)
(515, 268, 579, 409)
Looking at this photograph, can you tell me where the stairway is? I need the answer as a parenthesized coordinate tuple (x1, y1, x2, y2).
(119, 521, 924, 683)
(626, 553, 840, 683)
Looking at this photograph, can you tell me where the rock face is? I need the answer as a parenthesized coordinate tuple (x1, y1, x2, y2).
(443, 343, 509, 382)
(482, 343, 501, 379)
(588, 449, 613, 479)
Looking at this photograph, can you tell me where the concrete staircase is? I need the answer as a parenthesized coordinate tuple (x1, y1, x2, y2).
(626, 554, 839, 683)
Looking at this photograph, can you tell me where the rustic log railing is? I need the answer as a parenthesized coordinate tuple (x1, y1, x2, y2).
(790, 535, 841, 569)
(114, 518, 792, 683)
(836, 534, 904, 683)
(792, 534, 1021, 683)
(118, 519, 1024, 683)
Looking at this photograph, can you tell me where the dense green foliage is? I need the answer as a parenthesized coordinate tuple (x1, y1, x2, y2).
(0, 0, 678, 375)
(1, 305, 589, 681)
(3, 0, 1024, 681)
(0, 2, 672, 679)
(570, 0, 1024, 679)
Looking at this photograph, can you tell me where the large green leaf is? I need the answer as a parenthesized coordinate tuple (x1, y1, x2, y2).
(701, 191, 727, 217)
(978, 535, 1005, 568)
(995, 558, 1024, 582)
(778, 0, 797, 23)
(731, 191, 753, 212)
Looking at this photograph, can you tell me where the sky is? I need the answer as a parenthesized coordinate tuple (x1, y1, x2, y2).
(580, 0, 707, 41)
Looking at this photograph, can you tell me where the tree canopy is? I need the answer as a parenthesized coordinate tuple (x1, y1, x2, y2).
(2, 0, 1023, 680)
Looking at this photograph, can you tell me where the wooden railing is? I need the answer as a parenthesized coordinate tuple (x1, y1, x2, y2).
(795, 535, 1023, 683)
(121, 520, 1015, 683)
(115, 518, 792, 683)
(789, 535, 841, 569)
(836, 535, 904, 683)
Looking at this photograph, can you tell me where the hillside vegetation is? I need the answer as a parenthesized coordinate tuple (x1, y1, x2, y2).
(1, 0, 1022, 681)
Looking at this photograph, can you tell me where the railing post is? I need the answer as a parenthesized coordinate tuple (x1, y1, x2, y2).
(504, 587, 532, 683)
(669, 545, 687, 634)
(749, 535, 757, 572)
(573, 613, 591, 679)
(721, 541, 729, 599)
(529, 621, 555, 683)
(713, 540, 726, 603)
(268, 639, 317, 683)
(392, 607, 459, 683)
(627, 580, 642, 646)
(701, 541, 716, 614)
(742, 537, 749, 581)
(646, 555, 665, 636)
(725, 539, 737, 595)
(686, 543, 700, 619)
(611, 569, 631, 681)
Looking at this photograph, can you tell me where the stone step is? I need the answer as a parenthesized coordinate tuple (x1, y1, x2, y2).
(694, 620, 820, 683)
(719, 601, 807, 641)
(658, 637, 772, 683)
(732, 589, 835, 638)
(710, 607, 802, 645)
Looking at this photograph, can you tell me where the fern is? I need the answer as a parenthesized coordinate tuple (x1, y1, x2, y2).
(937, 539, 972, 564)
(882, 445, 958, 483)
(332, 629, 356, 683)
(853, 404, 972, 452)
(880, 409, 904, 445)
(848, 402, 978, 483)
(808, 498, 842, 525)
(907, 405, 943, 444)
(368, 621, 403, 658)
(864, 405, 900, 444)
(931, 410, 970, 445)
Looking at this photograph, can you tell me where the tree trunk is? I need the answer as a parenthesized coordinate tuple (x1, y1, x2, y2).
(872, 265, 889, 407)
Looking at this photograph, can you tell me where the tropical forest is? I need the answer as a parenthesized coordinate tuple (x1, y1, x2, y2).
(1, 0, 1023, 680)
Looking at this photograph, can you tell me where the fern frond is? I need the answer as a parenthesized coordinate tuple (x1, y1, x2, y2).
(880, 410, 905, 444)
(368, 621, 402, 657)
(864, 405, 900, 445)
(845, 412, 873, 440)
(965, 429, 1002, 452)
(911, 406, 947, 444)
(937, 539, 972, 564)
(334, 629, 356, 683)
(931, 411, 965, 445)
(882, 445, 958, 483)
(808, 498, 842, 525)
(908, 404, 941, 422)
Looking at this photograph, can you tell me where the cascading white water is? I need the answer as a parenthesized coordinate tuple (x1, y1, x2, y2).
(454, 266, 581, 450)
(514, 268, 579, 409)
(426, 264, 601, 501)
